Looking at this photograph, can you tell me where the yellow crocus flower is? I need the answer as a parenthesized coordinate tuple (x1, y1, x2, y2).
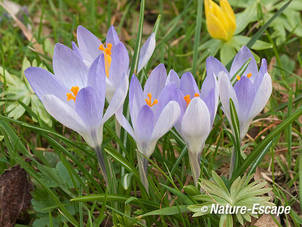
(204, 0, 236, 42)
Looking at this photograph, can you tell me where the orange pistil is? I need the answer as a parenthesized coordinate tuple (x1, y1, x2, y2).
(236, 75, 241, 81)
(99, 43, 112, 78)
(247, 73, 252, 78)
(145, 93, 158, 107)
(184, 93, 200, 106)
(66, 86, 79, 102)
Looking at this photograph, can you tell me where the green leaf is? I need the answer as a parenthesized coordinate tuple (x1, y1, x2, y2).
(160, 183, 193, 205)
(229, 98, 241, 176)
(247, 0, 292, 48)
(183, 185, 200, 196)
(235, 1, 258, 34)
(71, 194, 158, 208)
(220, 43, 236, 65)
(56, 161, 76, 189)
(211, 171, 229, 193)
(140, 205, 188, 217)
(233, 35, 273, 50)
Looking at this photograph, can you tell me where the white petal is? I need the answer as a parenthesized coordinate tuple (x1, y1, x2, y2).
(151, 101, 180, 142)
(41, 95, 86, 133)
(249, 72, 272, 120)
(53, 43, 88, 89)
(115, 108, 135, 138)
(102, 74, 129, 123)
(137, 33, 156, 73)
(181, 98, 211, 153)
(218, 71, 239, 128)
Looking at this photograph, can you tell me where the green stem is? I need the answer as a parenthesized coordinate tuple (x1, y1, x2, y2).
(229, 147, 236, 180)
(95, 146, 108, 184)
(188, 151, 201, 186)
(137, 152, 149, 194)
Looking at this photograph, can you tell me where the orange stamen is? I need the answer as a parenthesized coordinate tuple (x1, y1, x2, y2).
(184, 95, 191, 106)
(247, 73, 252, 78)
(145, 93, 158, 107)
(98, 43, 112, 78)
(184, 93, 200, 106)
(66, 86, 79, 102)
(236, 75, 241, 81)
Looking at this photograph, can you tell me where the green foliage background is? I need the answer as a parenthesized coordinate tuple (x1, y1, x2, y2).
(0, 0, 301, 226)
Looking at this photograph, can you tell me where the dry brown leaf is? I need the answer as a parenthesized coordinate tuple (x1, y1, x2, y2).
(254, 214, 280, 227)
(0, 165, 33, 227)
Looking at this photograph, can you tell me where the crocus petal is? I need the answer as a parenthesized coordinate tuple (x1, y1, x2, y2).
(180, 72, 200, 96)
(24, 67, 68, 102)
(206, 56, 228, 79)
(151, 101, 180, 142)
(137, 33, 156, 73)
(181, 98, 211, 153)
(87, 55, 106, 115)
(109, 42, 129, 87)
(143, 63, 167, 98)
(72, 41, 81, 59)
(75, 87, 102, 129)
(248, 72, 272, 122)
(129, 75, 144, 125)
(106, 25, 120, 46)
(77, 25, 102, 66)
(253, 58, 267, 87)
(200, 72, 219, 125)
(42, 95, 86, 133)
(53, 43, 88, 89)
(134, 105, 154, 146)
(218, 71, 239, 127)
(201, 89, 217, 126)
(166, 69, 180, 87)
(234, 76, 255, 124)
(102, 74, 129, 123)
(153, 84, 180, 120)
(115, 109, 135, 138)
(229, 46, 258, 79)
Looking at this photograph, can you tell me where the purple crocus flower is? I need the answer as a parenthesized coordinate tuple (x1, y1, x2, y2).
(166, 70, 219, 185)
(25, 43, 128, 180)
(207, 46, 272, 139)
(116, 64, 181, 191)
(73, 25, 156, 101)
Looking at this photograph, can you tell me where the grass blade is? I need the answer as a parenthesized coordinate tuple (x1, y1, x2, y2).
(192, 0, 203, 75)
(231, 106, 302, 181)
(129, 0, 145, 76)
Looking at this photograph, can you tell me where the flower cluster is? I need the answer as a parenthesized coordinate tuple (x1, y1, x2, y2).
(25, 26, 272, 191)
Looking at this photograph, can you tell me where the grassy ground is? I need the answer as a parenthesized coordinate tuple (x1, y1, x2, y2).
(0, 0, 301, 226)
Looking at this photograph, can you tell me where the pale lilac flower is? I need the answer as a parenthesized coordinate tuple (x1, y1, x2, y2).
(73, 25, 156, 101)
(25, 44, 128, 180)
(207, 46, 272, 139)
(166, 71, 219, 184)
(116, 64, 180, 191)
